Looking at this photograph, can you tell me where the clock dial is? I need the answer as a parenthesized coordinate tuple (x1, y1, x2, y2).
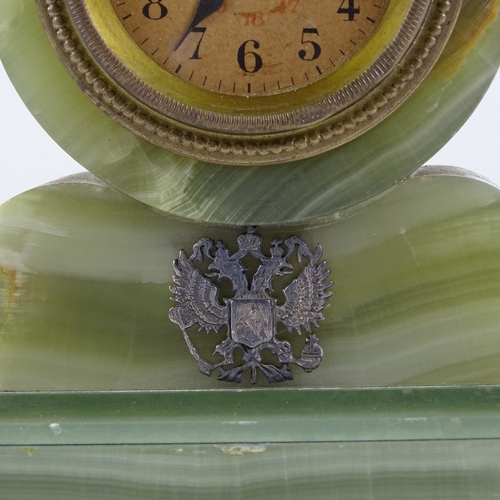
(112, 0, 390, 96)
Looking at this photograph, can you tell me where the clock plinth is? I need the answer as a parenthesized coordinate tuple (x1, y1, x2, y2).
(1, 167, 500, 389)
(1, 167, 500, 496)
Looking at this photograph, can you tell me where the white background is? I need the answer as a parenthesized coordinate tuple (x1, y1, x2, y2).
(0, 63, 499, 205)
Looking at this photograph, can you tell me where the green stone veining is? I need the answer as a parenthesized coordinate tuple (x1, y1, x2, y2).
(0, 0, 499, 224)
(2, 168, 500, 389)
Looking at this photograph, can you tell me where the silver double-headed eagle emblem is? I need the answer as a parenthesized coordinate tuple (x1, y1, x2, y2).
(169, 228, 332, 384)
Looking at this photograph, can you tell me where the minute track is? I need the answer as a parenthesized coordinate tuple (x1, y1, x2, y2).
(112, 0, 390, 96)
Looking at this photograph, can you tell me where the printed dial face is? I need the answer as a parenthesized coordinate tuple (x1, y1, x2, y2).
(112, 0, 390, 96)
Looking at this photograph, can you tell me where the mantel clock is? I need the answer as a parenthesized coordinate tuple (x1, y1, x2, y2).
(2, 1, 500, 495)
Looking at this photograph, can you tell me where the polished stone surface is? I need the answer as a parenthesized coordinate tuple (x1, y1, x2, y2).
(1, 1, 499, 224)
(1, 168, 500, 389)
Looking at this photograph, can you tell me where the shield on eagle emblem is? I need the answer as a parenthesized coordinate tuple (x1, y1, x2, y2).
(169, 228, 332, 384)
(230, 299, 274, 348)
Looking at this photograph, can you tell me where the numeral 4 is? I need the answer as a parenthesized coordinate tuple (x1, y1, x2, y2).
(337, 0, 360, 21)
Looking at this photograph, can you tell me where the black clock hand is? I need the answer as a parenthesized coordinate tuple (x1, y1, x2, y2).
(174, 0, 225, 51)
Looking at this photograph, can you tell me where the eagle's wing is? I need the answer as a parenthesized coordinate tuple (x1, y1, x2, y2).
(169, 250, 228, 332)
(277, 247, 332, 334)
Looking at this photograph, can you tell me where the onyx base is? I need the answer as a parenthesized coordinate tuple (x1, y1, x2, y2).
(3, 440, 499, 499)
(2, 168, 500, 495)
(1, 387, 499, 499)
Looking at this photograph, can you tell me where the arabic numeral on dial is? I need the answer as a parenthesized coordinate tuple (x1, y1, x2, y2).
(237, 40, 263, 73)
(189, 27, 207, 60)
(142, 0, 168, 20)
(337, 0, 360, 21)
(298, 28, 321, 61)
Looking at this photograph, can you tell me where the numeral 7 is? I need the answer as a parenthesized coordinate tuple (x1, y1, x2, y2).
(188, 27, 207, 60)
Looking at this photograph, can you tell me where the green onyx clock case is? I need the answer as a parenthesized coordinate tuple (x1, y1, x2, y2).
(0, 0, 498, 224)
(1, 0, 500, 498)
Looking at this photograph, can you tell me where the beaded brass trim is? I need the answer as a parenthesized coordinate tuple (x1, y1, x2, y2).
(37, 0, 461, 165)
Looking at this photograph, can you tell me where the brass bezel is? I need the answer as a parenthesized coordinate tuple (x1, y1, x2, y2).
(37, 0, 461, 165)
